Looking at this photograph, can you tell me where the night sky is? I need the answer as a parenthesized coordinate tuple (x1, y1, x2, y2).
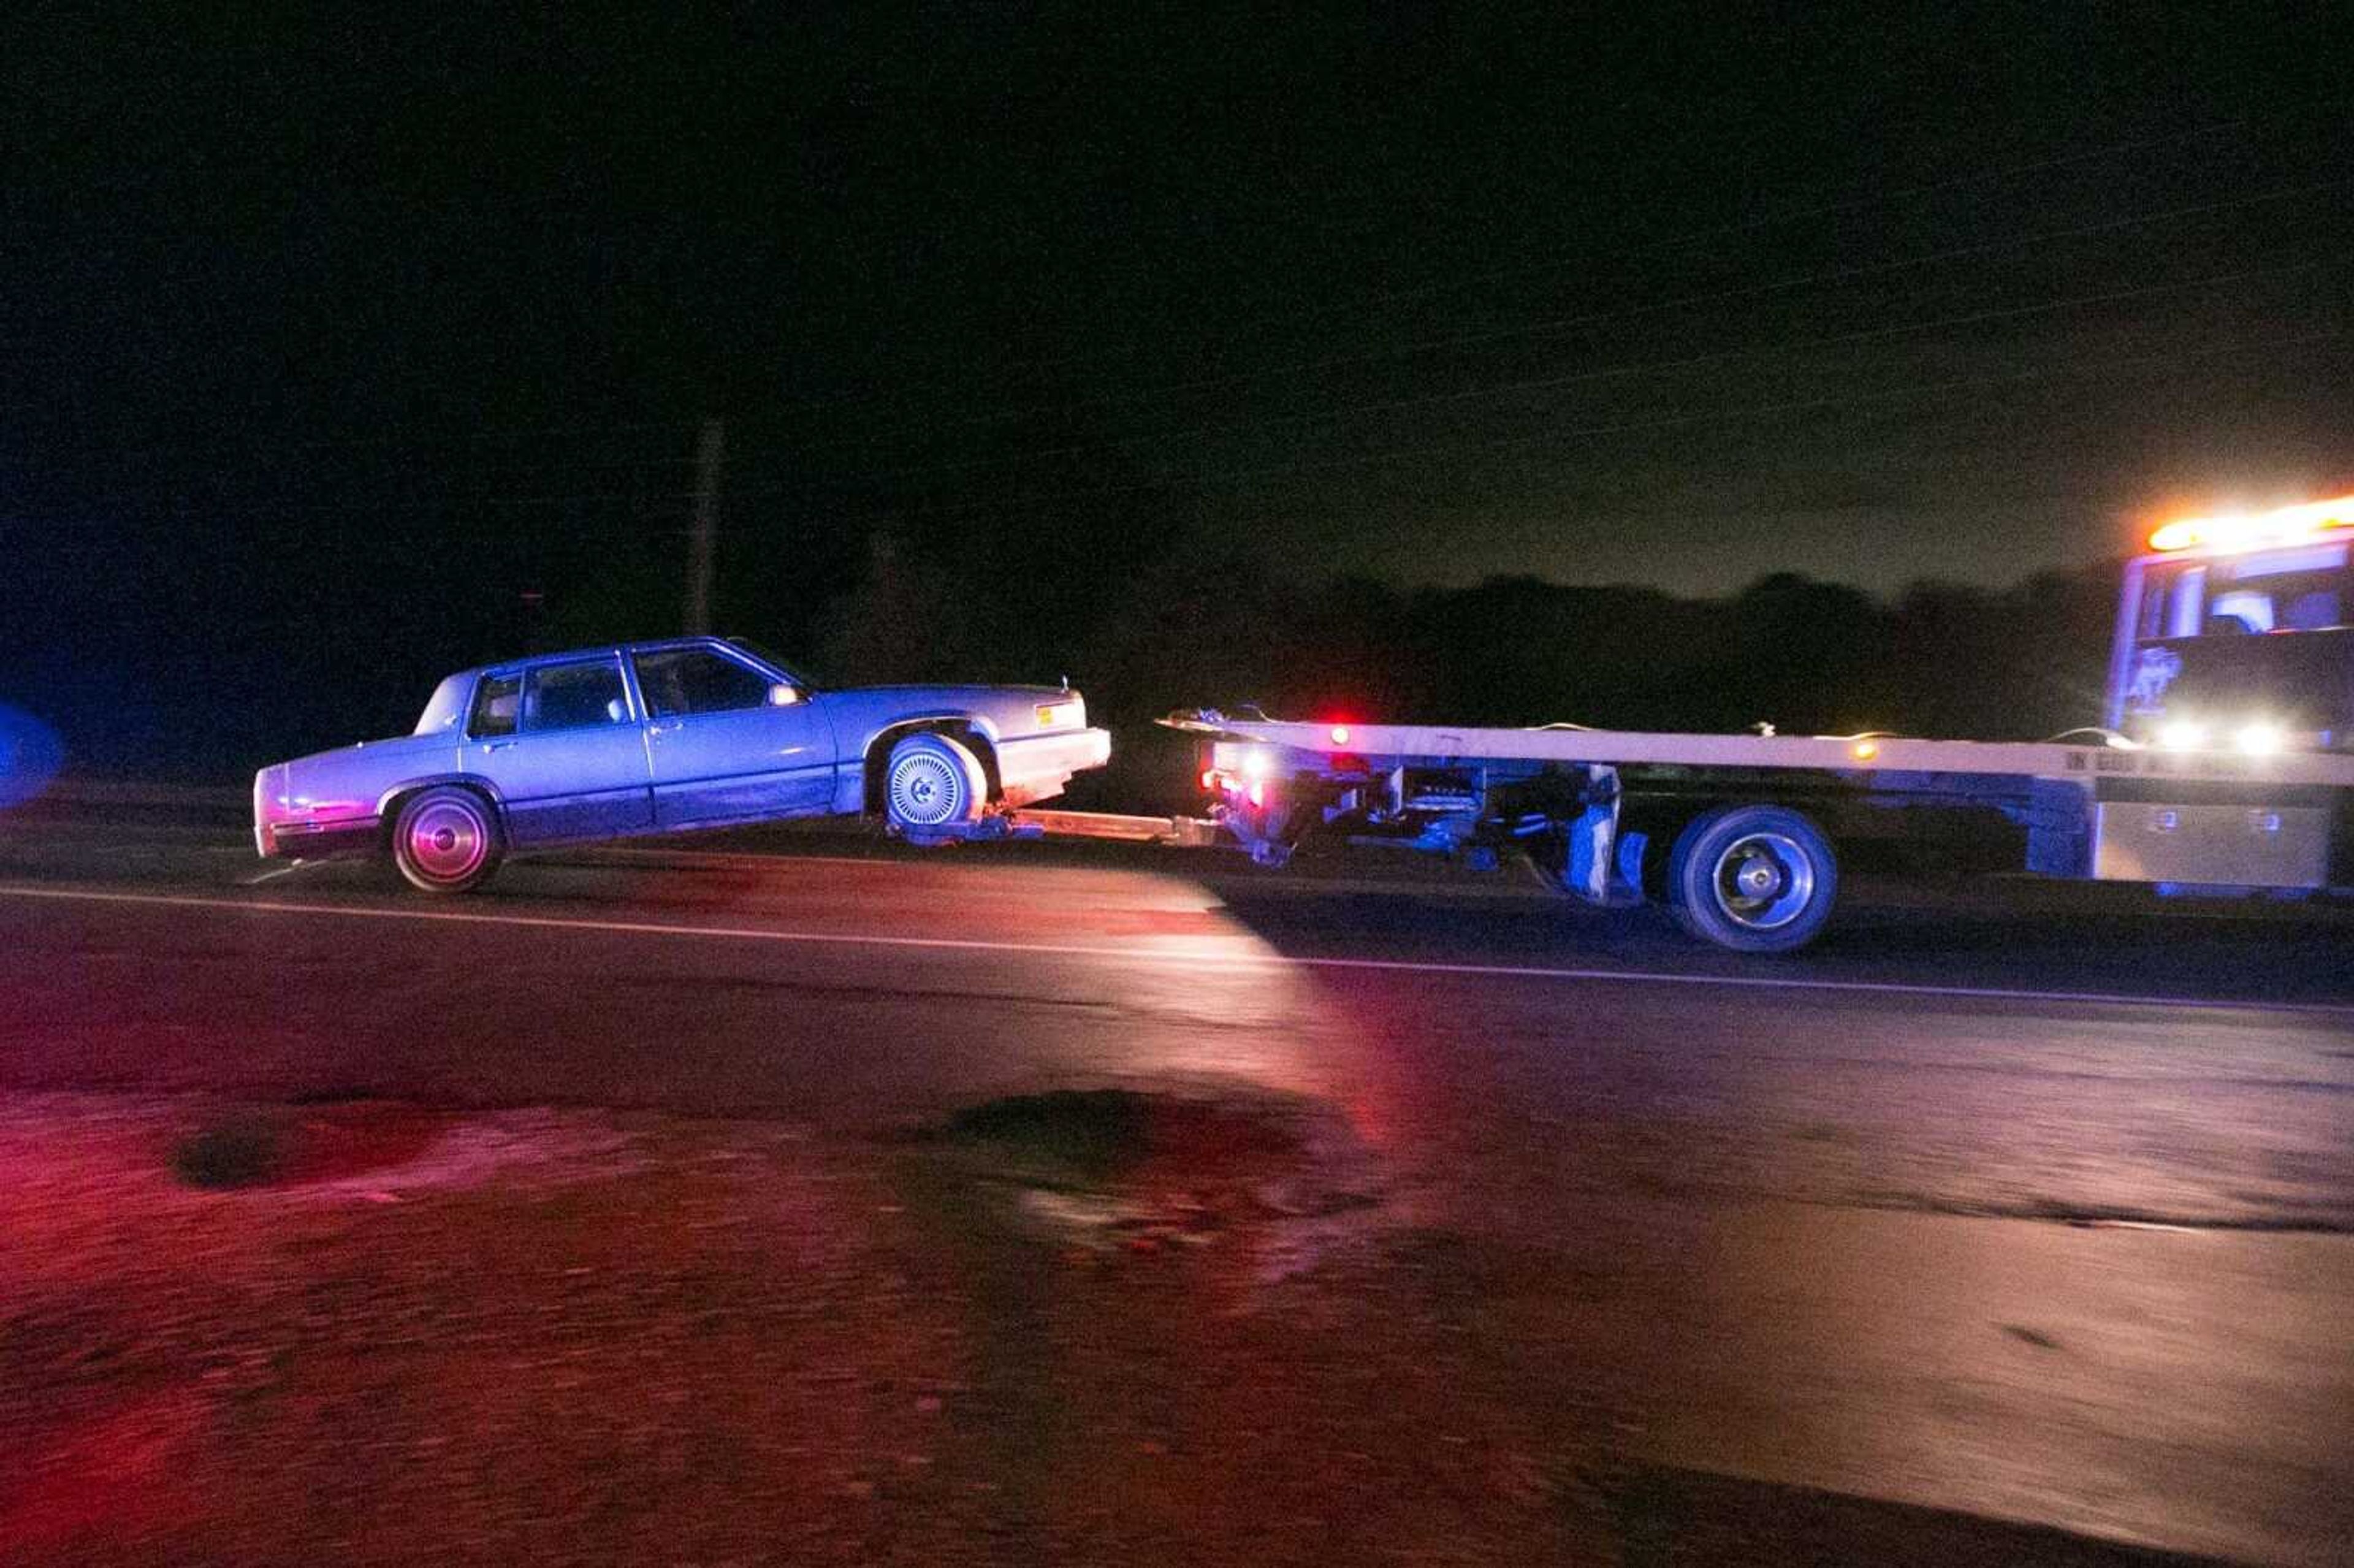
(4, 6, 2350, 767)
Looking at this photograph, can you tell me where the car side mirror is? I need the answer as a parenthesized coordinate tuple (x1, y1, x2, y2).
(768, 683, 801, 707)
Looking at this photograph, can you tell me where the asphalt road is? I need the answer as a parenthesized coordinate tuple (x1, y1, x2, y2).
(4, 800, 2351, 1565)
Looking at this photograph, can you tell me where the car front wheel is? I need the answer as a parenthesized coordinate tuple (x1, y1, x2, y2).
(390, 785, 502, 894)
(882, 733, 987, 837)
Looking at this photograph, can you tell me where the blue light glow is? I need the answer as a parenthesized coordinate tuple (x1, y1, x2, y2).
(0, 704, 66, 807)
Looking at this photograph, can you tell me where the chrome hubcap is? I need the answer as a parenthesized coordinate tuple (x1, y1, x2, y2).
(888, 754, 961, 826)
(1710, 832, 1814, 930)
(406, 799, 487, 881)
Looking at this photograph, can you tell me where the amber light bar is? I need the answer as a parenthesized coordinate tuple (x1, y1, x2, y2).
(2148, 495, 2354, 555)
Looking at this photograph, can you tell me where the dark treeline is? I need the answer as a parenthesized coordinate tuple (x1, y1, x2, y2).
(787, 531, 2122, 810)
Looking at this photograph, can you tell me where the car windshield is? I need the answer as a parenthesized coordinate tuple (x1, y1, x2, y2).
(723, 637, 809, 687)
(2138, 544, 2350, 639)
(2122, 544, 2354, 741)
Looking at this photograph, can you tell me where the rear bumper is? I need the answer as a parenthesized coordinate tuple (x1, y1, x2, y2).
(994, 726, 1113, 807)
(253, 767, 285, 857)
(259, 816, 382, 860)
(254, 764, 379, 859)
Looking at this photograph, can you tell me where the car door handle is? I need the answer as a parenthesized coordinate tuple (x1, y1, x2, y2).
(481, 740, 519, 752)
(648, 721, 684, 736)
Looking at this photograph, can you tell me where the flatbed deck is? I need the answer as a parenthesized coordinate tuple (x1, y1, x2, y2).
(1160, 711, 2354, 790)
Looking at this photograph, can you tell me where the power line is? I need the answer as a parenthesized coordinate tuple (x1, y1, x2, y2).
(772, 253, 2351, 489)
(739, 114, 2273, 420)
(1265, 119, 2266, 329)
(764, 175, 2354, 458)
(767, 325, 2347, 526)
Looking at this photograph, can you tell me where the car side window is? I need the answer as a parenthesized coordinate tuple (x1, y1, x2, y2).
(633, 648, 773, 718)
(468, 674, 522, 739)
(522, 659, 630, 733)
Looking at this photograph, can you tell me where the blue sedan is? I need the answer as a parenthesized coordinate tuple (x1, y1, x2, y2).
(254, 637, 1111, 892)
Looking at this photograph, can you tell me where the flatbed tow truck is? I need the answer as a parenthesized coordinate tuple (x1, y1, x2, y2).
(989, 494, 2354, 952)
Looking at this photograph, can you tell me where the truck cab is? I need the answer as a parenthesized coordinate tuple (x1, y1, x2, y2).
(2106, 496, 2354, 754)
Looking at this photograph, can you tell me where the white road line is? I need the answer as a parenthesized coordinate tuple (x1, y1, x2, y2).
(560, 845, 903, 870)
(3, 882, 2350, 1016)
(243, 862, 311, 885)
(560, 845, 1607, 902)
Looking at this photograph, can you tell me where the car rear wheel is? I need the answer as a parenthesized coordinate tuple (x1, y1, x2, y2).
(1664, 803, 1837, 952)
(883, 733, 987, 837)
(390, 786, 502, 894)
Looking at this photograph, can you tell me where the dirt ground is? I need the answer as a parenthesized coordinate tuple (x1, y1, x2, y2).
(0, 1090, 1629, 1567)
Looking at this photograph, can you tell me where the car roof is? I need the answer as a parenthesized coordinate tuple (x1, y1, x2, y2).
(452, 635, 763, 682)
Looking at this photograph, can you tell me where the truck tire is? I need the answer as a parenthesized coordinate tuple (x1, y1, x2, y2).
(883, 732, 988, 837)
(390, 785, 503, 894)
(1665, 804, 1837, 953)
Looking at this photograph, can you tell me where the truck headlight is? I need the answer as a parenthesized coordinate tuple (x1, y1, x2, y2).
(2156, 720, 2208, 752)
(2233, 721, 2285, 756)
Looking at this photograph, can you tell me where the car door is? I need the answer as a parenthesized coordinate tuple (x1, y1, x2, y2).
(633, 644, 838, 828)
(463, 657, 655, 847)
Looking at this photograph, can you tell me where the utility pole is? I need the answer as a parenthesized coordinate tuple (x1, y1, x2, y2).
(685, 417, 723, 634)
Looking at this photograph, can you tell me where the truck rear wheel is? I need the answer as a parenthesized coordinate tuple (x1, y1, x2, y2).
(1666, 804, 1837, 953)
